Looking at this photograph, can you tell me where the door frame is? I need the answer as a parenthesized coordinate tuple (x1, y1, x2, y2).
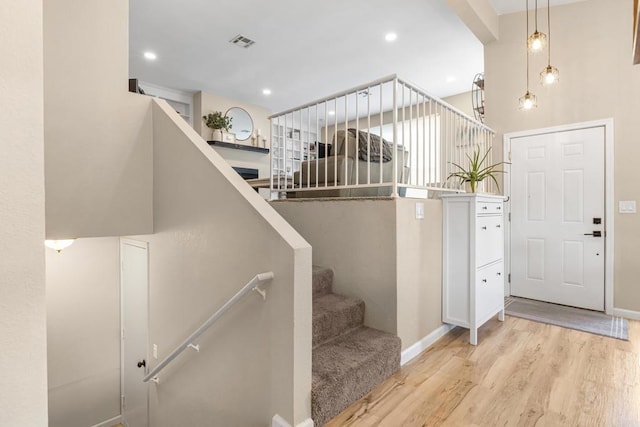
(503, 118, 614, 314)
(120, 237, 150, 425)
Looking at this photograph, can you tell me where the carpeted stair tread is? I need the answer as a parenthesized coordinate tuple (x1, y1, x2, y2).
(312, 266, 334, 298)
(312, 326, 401, 426)
(313, 293, 365, 347)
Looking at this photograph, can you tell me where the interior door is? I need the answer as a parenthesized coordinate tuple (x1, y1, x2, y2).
(121, 239, 149, 426)
(510, 126, 605, 310)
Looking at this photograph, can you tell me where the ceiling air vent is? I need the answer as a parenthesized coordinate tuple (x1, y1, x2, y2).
(229, 34, 256, 49)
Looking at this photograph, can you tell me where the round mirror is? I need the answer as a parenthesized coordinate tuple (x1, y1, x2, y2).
(226, 107, 253, 141)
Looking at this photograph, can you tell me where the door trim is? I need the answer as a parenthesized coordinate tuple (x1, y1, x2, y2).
(503, 118, 614, 314)
(120, 237, 150, 424)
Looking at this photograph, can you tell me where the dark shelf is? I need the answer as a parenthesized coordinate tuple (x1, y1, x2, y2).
(208, 140, 269, 154)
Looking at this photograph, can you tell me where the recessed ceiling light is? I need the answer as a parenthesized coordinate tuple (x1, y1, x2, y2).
(262, 88, 272, 95)
(446, 76, 456, 83)
(328, 111, 336, 116)
(143, 51, 157, 61)
(385, 32, 398, 42)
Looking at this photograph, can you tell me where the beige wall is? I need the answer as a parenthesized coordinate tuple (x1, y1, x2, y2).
(447, 0, 499, 44)
(0, 1, 48, 425)
(46, 238, 121, 427)
(44, 0, 153, 239)
(137, 100, 312, 426)
(396, 199, 444, 347)
(443, 91, 475, 119)
(485, 0, 640, 311)
(274, 198, 445, 351)
(274, 199, 399, 335)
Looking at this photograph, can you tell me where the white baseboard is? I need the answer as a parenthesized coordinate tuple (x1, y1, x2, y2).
(272, 414, 314, 427)
(613, 307, 640, 321)
(90, 414, 122, 427)
(401, 323, 456, 366)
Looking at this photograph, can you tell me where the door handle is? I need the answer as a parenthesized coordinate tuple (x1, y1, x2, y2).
(137, 359, 146, 368)
(584, 231, 602, 237)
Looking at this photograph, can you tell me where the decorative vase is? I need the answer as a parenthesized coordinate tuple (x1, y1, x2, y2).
(212, 129, 223, 142)
(464, 180, 485, 193)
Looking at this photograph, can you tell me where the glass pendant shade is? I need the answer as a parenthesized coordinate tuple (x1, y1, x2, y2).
(540, 65, 559, 85)
(518, 91, 537, 110)
(527, 30, 547, 52)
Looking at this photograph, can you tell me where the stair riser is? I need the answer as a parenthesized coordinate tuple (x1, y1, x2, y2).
(312, 338, 400, 426)
(313, 300, 364, 347)
(312, 268, 333, 298)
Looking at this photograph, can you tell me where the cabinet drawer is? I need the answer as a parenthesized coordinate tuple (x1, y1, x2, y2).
(477, 201, 503, 215)
(476, 261, 505, 321)
(476, 215, 504, 267)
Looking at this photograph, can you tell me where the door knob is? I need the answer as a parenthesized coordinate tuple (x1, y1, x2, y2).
(584, 231, 602, 237)
(137, 359, 146, 368)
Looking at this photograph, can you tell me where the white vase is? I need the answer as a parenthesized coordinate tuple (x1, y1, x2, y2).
(211, 129, 223, 142)
(464, 180, 485, 193)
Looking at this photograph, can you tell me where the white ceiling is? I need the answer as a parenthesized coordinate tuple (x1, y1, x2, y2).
(488, 0, 586, 15)
(129, 0, 484, 113)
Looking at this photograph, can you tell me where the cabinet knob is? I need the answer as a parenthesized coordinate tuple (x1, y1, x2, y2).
(482, 279, 487, 283)
(497, 272, 502, 276)
(496, 224, 501, 228)
(482, 226, 487, 230)
(497, 206, 501, 210)
(482, 206, 488, 210)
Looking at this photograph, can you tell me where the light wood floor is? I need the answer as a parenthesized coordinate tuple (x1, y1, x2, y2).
(327, 316, 640, 426)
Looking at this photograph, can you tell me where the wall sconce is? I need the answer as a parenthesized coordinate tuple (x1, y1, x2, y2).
(45, 239, 76, 253)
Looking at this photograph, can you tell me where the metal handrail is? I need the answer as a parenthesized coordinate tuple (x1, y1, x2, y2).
(143, 271, 274, 383)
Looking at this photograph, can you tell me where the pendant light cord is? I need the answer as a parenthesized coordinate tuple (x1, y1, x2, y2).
(526, 0, 530, 90)
(534, 0, 539, 31)
(547, 0, 552, 65)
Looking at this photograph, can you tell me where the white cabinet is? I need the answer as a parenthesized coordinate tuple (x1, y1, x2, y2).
(442, 193, 505, 345)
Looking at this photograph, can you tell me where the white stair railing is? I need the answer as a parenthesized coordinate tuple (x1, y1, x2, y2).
(143, 271, 274, 383)
(268, 75, 496, 198)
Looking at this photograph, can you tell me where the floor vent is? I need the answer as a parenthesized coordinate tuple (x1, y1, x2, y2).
(229, 34, 255, 48)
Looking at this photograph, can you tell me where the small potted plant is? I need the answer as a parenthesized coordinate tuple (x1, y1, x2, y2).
(202, 111, 233, 142)
(448, 147, 508, 193)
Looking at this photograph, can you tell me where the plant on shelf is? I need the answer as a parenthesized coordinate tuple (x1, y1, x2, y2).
(202, 111, 233, 141)
(203, 111, 232, 131)
(447, 147, 508, 193)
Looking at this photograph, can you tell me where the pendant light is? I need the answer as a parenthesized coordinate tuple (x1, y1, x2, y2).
(520, 0, 537, 110)
(540, 0, 559, 85)
(527, 0, 547, 53)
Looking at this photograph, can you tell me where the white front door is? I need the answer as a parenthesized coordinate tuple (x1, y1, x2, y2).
(510, 126, 605, 311)
(121, 239, 149, 426)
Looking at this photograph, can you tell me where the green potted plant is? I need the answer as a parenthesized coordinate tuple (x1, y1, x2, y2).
(202, 111, 233, 142)
(448, 147, 508, 193)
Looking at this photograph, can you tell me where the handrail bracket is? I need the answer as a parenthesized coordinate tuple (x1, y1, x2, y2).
(253, 285, 267, 300)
